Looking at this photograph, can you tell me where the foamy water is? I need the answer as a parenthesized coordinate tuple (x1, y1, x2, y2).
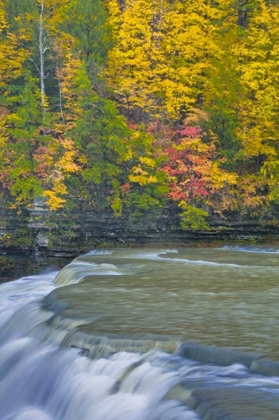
(1, 247, 279, 419)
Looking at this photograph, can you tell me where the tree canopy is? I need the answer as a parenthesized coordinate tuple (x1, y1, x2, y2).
(0, 0, 278, 228)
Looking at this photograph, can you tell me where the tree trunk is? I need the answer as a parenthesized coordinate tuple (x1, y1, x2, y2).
(39, 0, 46, 118)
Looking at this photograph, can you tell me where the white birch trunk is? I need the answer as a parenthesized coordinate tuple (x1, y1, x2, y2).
(39, 0, 46, 117)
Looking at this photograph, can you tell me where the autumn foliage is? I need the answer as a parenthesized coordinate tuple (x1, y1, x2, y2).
(0, 0, 278, 228)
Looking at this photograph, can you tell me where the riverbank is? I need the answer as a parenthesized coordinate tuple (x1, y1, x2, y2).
(0, 255, 73, 283)
(1, 201, 279, 281)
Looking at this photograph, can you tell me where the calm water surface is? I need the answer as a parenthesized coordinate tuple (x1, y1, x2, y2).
(53, 247, 279, 357)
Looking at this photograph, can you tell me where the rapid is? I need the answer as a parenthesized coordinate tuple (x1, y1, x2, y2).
(1, 247, 279, 419)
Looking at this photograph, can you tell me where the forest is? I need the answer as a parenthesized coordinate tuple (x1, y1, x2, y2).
(1, 0, 279, 230)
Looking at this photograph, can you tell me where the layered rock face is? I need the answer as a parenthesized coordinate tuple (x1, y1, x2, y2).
(1, 198, 278, 262)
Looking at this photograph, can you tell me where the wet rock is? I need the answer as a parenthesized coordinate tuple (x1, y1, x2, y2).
(178, 342, 261, 368)
(250, 359, 279, 377)
(166, 382, 279, 420)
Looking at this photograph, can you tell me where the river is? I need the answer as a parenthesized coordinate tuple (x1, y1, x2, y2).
(1, 246, 279, 419)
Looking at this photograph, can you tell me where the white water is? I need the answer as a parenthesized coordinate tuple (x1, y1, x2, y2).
(1, 248, 279, 419)
(0, 273, 199, 420)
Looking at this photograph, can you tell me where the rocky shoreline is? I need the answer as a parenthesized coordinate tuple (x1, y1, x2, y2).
(1, 232, 279, 282)
(1, 199, 278, 281)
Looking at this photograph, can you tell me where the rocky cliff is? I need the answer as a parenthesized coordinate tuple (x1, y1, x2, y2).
(1, 198, 278, 261)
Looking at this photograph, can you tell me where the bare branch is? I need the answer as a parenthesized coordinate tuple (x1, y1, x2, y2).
(28, 58, 41, 75)
(43, 46, 51, 54)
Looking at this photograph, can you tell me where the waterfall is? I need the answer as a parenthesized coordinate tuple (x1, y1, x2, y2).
(1, 247, 279, 419)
